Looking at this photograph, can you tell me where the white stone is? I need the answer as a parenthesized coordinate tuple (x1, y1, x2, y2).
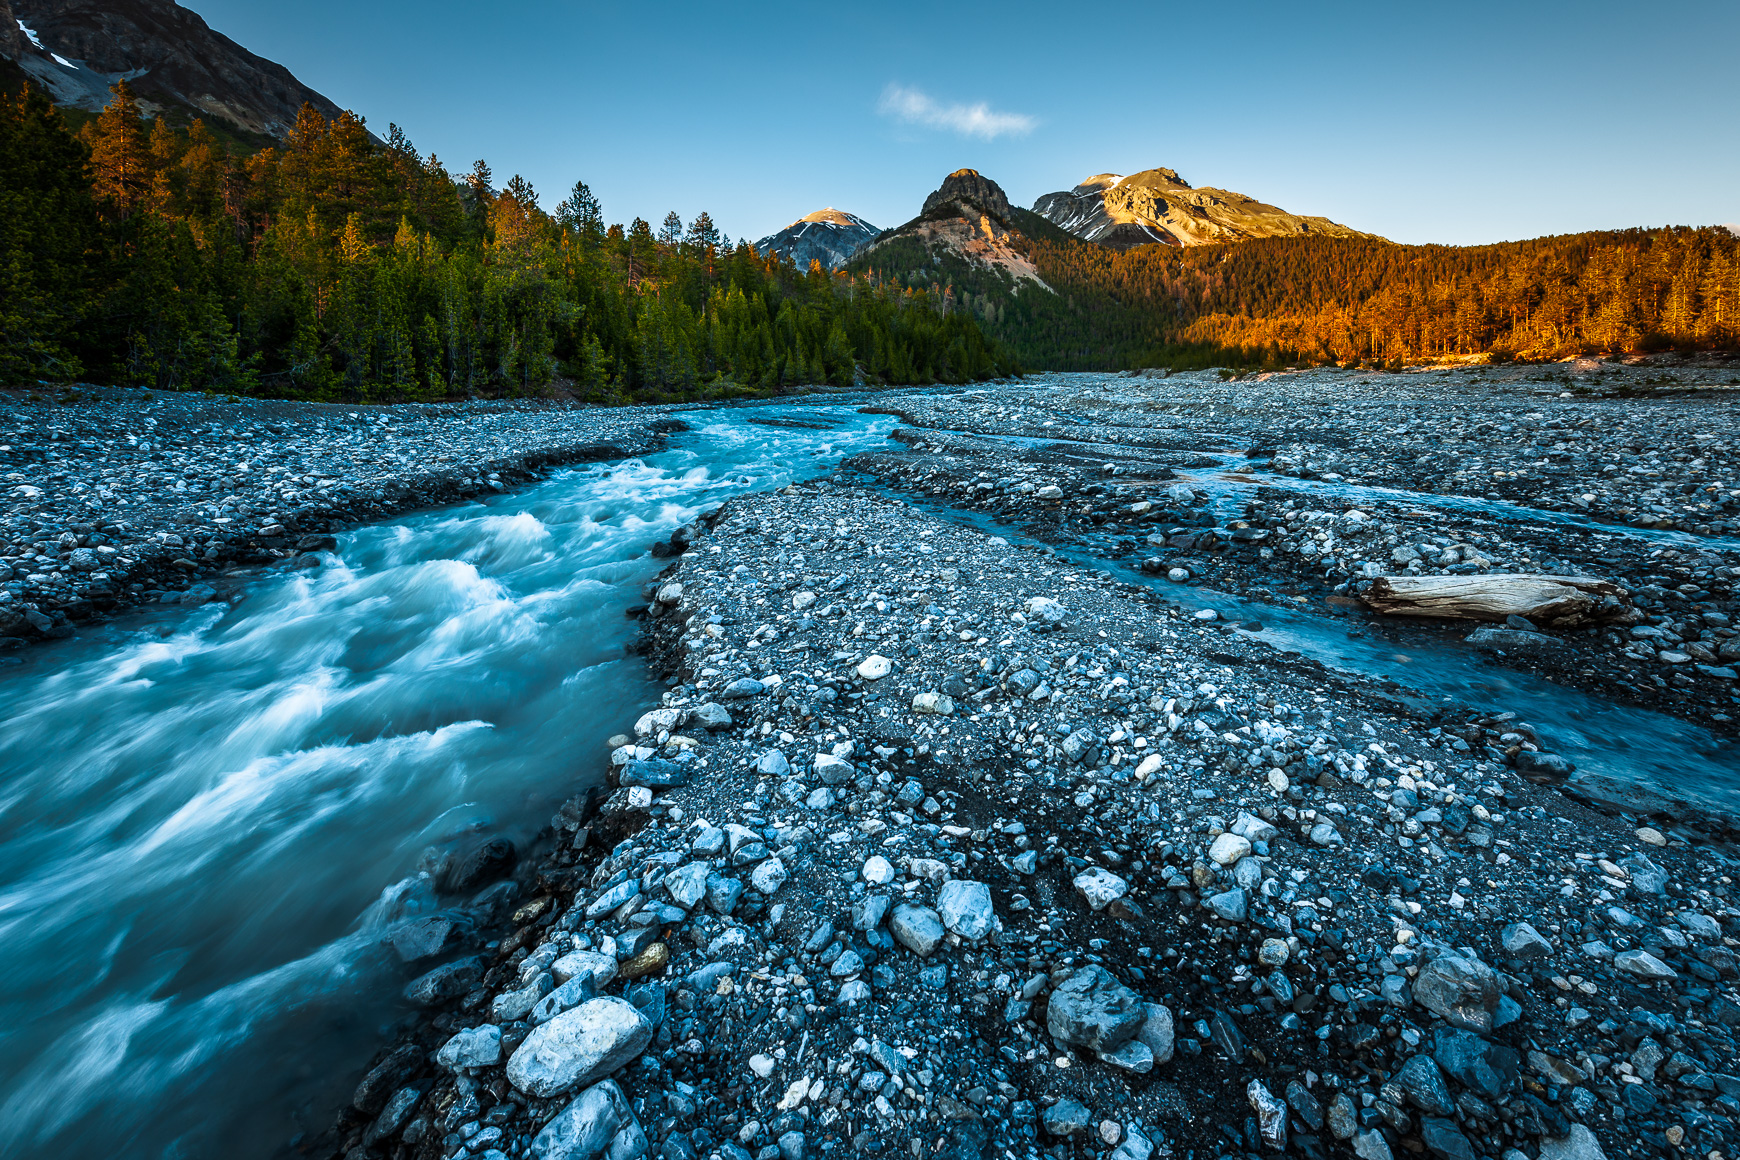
(1133, 755, 1163, 778)
(437, 1024, 503, 1071)
(792, 591, 817, 610)
(857, 655, 893, 680)
(862, 855, 895, 885)
(1207, 833, 1252, 866)
(912, 692, 955, 715)
(751, 858, 788, 895)
(552, 951, 619, 990)
(634, 708, 681, 737)
(890, 903, 945, 957)
(1025, 597, 1067, 624)
(1073, 867, 1129, 911)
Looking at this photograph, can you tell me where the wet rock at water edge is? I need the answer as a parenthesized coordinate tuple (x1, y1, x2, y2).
(403, 955, 487, 1007)
(437, 836, 518, 894)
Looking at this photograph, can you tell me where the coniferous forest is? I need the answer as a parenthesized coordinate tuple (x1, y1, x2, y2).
(0, 82, 1015, 398)
(6, 79, 1739, 397)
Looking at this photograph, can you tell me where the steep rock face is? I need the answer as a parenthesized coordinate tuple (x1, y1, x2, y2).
(921, 168, 1013, 224)
(862, 169, 1045, 288)
(3, 0, 344, 139)
(1031, 167, 1376, 250)
(2, 0, 27, 60)
(753, 209, 880, 271)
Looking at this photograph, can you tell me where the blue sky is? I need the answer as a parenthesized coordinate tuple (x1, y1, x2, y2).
(187, 0, 1738, 247)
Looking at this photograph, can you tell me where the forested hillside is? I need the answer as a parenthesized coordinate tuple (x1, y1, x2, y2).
(0, 83, 1013, 398)
(1035, 228, 1740, 368)
(855, 211, 1740, 371)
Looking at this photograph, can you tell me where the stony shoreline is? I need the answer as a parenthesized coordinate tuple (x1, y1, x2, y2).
(0, 386, 689, 651)
(312, 476, 1740, 1160)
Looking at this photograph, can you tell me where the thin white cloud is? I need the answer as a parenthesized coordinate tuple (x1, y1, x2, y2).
(877, 84, 1035, 140)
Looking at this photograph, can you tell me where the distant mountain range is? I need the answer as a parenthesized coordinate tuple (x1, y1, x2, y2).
(0, 0, 343, 141)
(760, 164, 1373, 275)
(752, 209, 880, 271)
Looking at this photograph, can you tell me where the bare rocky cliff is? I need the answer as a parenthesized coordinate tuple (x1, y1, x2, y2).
(860, 169, 1047, 287)
(753, 209, 880, 271)
(1032, 167, 1378, 250)
(3, 0, 345, 139)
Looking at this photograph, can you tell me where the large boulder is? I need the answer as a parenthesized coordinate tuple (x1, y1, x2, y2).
(1045, 966, 1144, 1052)
(507, 998, 652, 1098)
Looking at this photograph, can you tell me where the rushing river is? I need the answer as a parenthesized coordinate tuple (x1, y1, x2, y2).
(0, 407, 897, 1159)
(0, 399, 1732, 1159)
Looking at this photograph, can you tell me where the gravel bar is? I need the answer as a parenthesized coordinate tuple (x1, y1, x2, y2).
(316, 476, 1740, 1160)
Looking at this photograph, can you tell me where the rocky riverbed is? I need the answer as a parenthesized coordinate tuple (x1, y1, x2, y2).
(311, 474, 1740, 1160)
(840, 365, 1740, 740)
(0, 386, 683, 649)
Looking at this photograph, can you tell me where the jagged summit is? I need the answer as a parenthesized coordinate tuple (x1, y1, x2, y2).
(1, 0, 345, 140)
(920, 168, 1013, 225)
(1032, 166, 1375, 250)
(754, 208, 880, 271)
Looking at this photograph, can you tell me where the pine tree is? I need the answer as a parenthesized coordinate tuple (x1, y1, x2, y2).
(659, 211, 683, 247)
(556, 179, 604, 246)
(85, 81, 154, 218)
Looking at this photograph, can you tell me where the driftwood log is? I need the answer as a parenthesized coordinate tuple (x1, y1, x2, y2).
(1358, 574, 1628, 626)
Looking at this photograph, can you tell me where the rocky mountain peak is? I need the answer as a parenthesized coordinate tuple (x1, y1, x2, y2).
(2, 0, 344, 141)
(921, 168, 1013, 225)
(1032, 165, 1372, 251)
(754, 208, 880, 271)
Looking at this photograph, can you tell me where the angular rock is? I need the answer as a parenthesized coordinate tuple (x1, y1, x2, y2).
(1045, 966, 1144, 1052)
(530, 1079, 649, 1160)
(1136, 1003, 1174, 1064)
(890, 904, 945, 957)
(1042, 1098, 1091, 1136)
(1614, 949, 1677, 979)
(438, 1024, 503, 1071)
(1500, 921, 1553, 960)
(1538, 1125, 1607, 1160)
(1248, 1080, 1288, 1150)
(1073, 867, 1129, 911)
(936, 880, 993, 939)
(1412, 942, 1502, 1032)
(403, 955, 486, 1007)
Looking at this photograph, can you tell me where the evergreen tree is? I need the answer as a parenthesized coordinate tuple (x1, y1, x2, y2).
(84, 81, 153, 218)
(659, 211, 683, 247)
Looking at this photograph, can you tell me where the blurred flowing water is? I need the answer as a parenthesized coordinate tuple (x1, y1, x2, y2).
(0, 407, 896, 1159)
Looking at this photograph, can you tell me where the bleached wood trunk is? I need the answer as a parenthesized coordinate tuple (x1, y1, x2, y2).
(1359, 574, 1627, 625)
